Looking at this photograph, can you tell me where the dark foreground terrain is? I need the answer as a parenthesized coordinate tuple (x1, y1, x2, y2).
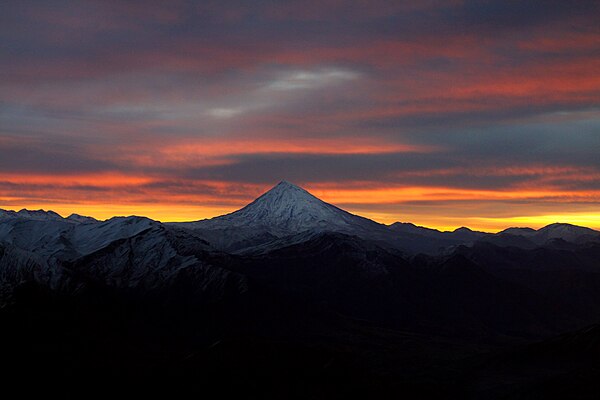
(3, 237, 600, 400)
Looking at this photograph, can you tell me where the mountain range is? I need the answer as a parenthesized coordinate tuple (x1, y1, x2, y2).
(1, 181, 600, 399)
(172, 180, 599, 253)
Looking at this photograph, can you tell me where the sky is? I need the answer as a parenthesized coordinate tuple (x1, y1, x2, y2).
(1, 0, 600, 231)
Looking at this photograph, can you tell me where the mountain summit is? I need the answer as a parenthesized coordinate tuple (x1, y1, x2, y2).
(192, 180, 382, 236)
(172, 181, 390, 251)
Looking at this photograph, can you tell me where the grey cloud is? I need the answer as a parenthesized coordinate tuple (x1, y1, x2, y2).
(0, 139, 114, 174)
(177, 150, 599, 192)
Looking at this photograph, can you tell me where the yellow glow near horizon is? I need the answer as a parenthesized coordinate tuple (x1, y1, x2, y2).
(470, 214, 600, 232)
(355, 211, 600, 232)
(2, 202, 599, 233)
(2, 179, 600, 232)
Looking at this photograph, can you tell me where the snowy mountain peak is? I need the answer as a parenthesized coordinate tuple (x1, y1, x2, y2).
(183, 181, 383, 237)
(536, 223, 599, 242)
(540, 222, 595, 231)
(17, 209, 64, 221)
(498, 223, 599, 244)
(274, 180, 301, 188)
(232, 181, 341, 228)
(266, 180, 311, 196)
(255, 180, 319, 204)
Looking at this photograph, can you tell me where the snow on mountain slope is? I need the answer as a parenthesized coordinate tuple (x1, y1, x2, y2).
(0, 209, 66, 222)
(0, 212, 158, 260)
(0, 211, 188, 272)
(183, 181, 383, 234)
(67, 224, 244, 296)
(0, 210, 240, 299)
(69, 216, 157, 256)
(535, 223, 600, 244)
(173, 181, 389, 251)
(499, 223, 599, 245)
(0, 209, 99, 224)
(0, 218, 76, 259)
(0, 243, 57, 291)
(15, 209, 65, 221)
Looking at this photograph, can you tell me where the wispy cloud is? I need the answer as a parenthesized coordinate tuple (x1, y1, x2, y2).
(266, 69, 359, 91)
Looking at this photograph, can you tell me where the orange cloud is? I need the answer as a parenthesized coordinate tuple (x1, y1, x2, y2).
(99, 136, 440, 169)
(154, 137, 436, 161)
(308, 185, 600, 205)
